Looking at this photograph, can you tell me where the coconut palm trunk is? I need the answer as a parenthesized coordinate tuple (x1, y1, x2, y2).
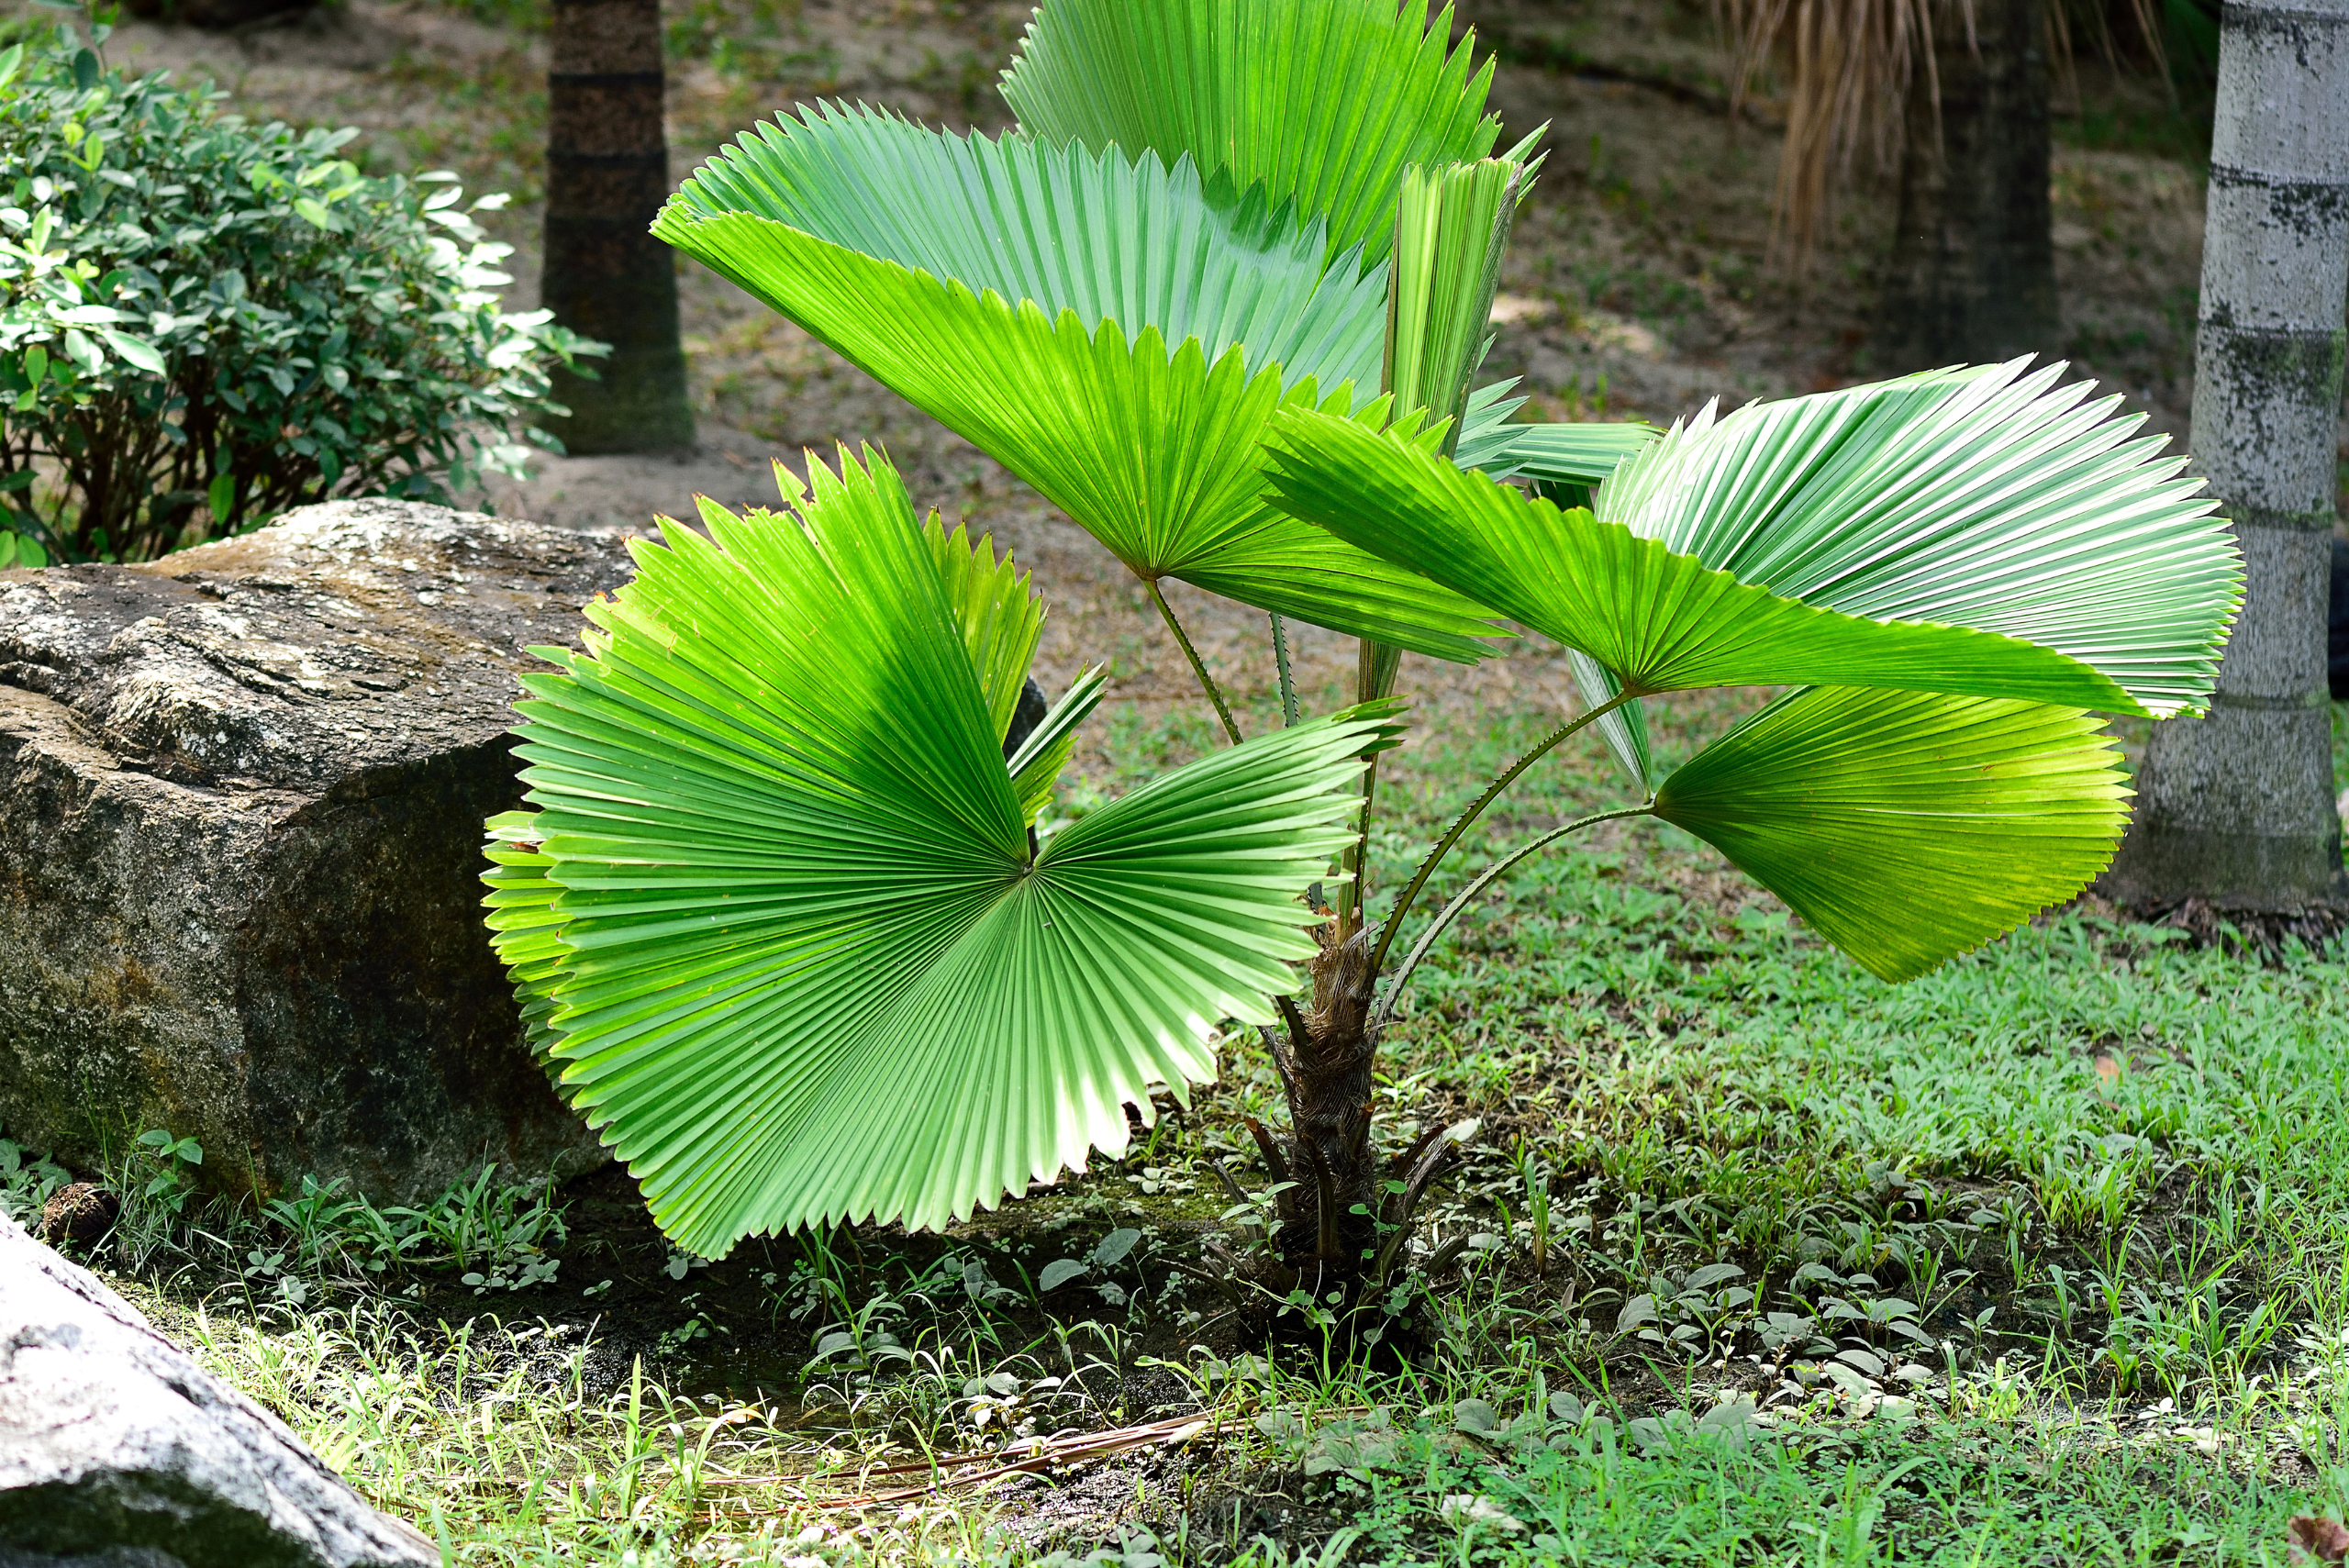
(2105, 0, 2349, 916)
(540, 0, 694, 453)
(1876, 0, 2061, 367)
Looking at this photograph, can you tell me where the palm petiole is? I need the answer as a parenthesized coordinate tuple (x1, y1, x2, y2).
(1145, 576, 1243, 747)
(1367, 687, 1637, 975)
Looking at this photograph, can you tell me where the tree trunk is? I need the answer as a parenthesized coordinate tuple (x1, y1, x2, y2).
(1876, 0, 2061, 368)
(1247, 925, 1464, 1295)
(2104, 0, 2349, 916)
(1270, 928, 1380, 1282)
(540, 0, 695, 454)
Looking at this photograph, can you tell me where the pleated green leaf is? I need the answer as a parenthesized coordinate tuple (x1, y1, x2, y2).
(1385, 157, 1526, 444)
(1458, 417, 1662, 485)
(666, 105, 1388, 392)
(1010, 666, 1108, 825)
(656, 106, 1503, 661)
(1651, 687, 2131, 982)
(1260, 405, 2141, 710)
(482, 811, 567, 1062)
(1567, 651, 1653, 790)
(998, 0, 1505, 267)
(1595, 359, 2243, 716)
(485, 447, 1397, 1256)
(921, 511, 1044, 746)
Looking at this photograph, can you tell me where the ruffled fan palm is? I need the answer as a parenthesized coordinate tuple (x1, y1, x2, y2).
(485, 449, 1401, 1256)
(485, 0, 2243, 1273)
(647, 1, 1656, 674)
(1263, 358, 2240, 986)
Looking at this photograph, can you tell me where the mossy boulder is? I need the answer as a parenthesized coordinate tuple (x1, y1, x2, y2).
(0, 500, 630, 1201)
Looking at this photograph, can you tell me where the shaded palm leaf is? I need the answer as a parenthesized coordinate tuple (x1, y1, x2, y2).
(1460, 416, 1662, 485)
(998, 0, 1505, 267)
(1567, 651, 1653, 790)
(1260, 405, 2143, 711)
(486, 448, 1397, 1254)
(1594, 359, 2241, 716)
(655, 106, 1501, 660)
(1651, 687, 2130, 981)
(1009, 666, 1108, 825)
(482, 811, 566, 1061)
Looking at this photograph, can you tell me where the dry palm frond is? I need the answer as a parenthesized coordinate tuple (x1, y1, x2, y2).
(696, 1409, 1273, 1509)
(1720, 0, 2174, 270)
(1717, 0, 1961, 271)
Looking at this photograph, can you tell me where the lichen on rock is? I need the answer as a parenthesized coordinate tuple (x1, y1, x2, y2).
(0, 499, 637, 1203)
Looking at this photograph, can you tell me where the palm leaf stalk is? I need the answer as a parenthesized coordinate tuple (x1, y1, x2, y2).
(1335, 153, 1532, 931)
(482, 0, 2242, 1292)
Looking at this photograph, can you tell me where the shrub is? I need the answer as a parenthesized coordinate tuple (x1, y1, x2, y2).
(0, 22, 603, 564)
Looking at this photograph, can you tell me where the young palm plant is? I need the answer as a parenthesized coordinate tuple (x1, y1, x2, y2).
(485, 0, 2242, 1287)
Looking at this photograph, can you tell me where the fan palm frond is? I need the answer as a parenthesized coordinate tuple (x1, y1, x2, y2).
(654, 106, 1504, 661)
(1000, 0, 1506, 267)
(485, 448, 1402, 1253)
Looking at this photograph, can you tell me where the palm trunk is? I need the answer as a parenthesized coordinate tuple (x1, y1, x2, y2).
(1269, 928, 1380, 1280)
(1876, 0, 2060, 367)
(2105, 0, 2349, 916)
(540, 0, 695, 454)
(1253, 924, 1466, 1291)
(1244, 160, 1526, 1293)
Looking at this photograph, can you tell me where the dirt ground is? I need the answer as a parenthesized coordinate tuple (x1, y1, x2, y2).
(82, 0, 2280, 739)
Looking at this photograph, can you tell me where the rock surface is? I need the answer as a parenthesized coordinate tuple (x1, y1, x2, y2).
(0, 1210, 437, 1567)
(0, 500, 636, 1202)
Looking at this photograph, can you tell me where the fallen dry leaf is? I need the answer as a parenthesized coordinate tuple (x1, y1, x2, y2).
(2288, 1516, 2349, 1564)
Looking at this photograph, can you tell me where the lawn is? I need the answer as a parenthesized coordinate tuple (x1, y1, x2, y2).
(12, 669, 2349, 1566)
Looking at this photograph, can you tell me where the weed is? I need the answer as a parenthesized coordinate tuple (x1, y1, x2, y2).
(0, 1136, 69, 1226)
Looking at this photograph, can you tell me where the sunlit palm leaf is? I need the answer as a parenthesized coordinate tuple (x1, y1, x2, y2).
(485, 448, 1397, 1254)
(656, 106, 1501, 660)
(999, 0, 1505, 267)
(922, 509, 1044, 747)
(1460, 417, 1662, 485)
(1596, 359, 2242, 716)
(1386, 157, 1526, 443)
(670, 105, 1386, 389)
(1651, 687, 2130, 982)
(1260, 405, 2140, 710)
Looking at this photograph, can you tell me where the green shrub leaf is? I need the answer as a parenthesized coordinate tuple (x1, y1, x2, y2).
(0, 29, 593, 560)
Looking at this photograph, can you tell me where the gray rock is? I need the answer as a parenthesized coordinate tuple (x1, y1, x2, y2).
(0, 499, 635, 1203)
(0, 1210, 438, 1567)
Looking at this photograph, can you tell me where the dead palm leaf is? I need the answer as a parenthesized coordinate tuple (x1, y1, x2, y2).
(1720, 0, 2171, 268)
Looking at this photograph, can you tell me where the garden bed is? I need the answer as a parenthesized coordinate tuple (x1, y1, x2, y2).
(12, 0, 2349, 1562)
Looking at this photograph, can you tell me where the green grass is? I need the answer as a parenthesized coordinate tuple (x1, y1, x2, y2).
(19, 665, 2349, 1566)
